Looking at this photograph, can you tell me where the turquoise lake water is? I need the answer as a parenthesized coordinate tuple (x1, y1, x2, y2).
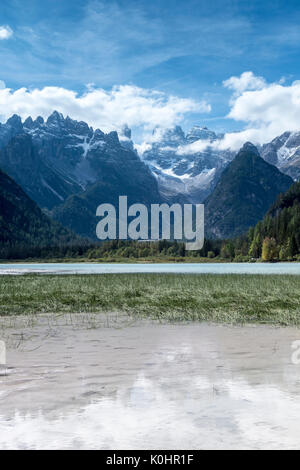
(0, 262, 300, 275)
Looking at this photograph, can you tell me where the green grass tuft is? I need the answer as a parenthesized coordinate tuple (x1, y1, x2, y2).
(0, 273, 300, 325)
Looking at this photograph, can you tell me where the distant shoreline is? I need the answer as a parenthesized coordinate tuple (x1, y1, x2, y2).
(0, 258, 298, 264)
(0, 256, 299, 265)
(0, 257, 235, 264)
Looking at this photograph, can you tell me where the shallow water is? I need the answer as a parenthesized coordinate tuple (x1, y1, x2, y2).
(1, 262, 300, 275)
(0, 316, 300, 450)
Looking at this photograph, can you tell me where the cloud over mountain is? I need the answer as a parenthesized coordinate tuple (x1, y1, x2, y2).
(176, 72, 300, 153)
(1, 71, 300, 153)
(221, 72, 300, 149)
(0, 83, 210, 136)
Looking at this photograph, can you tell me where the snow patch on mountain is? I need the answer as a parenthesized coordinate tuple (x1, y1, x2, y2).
(261, 131, 300, 180)
(140, 125, 234, 202)
(41, 178, 64, 201)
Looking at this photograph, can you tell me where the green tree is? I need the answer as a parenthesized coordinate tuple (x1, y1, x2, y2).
(262, 237, 278, 262)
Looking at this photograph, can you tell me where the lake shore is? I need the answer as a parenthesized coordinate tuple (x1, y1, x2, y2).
(1, 273, 300, 326)
(0, 257, 245, 264)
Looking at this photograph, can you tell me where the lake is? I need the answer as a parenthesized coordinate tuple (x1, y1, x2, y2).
(0, 262, 300, 275)
(0, 316, 300, 450)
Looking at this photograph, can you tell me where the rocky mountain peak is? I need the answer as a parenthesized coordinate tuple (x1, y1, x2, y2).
(205, 143, 293, 239)
(107, 131, 120, 145)
(6, 114, 23, 131)
(241, 142, 260, 155)
(65, 116, 91, 135)
(23, 116, 34, 129)
(186, 125, 217, 143)
(34, 116, 45, 127)
(121, 124, 132, 140)
(46, 110, 65, 126)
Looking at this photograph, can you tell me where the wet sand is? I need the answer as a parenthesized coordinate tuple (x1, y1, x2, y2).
(0, 314, 300, 450)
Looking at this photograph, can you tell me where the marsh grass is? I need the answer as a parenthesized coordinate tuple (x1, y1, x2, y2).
(0, 273, 300, 325)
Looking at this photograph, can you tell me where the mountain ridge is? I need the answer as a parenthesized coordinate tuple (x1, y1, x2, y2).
(205, 142, 293, 239)
(0, 111, 162, 213)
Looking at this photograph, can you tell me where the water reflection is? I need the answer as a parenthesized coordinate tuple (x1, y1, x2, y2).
(0, 320, 300, 449)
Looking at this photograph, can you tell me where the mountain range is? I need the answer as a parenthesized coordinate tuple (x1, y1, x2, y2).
(0, 111, 299, 242)
(141, 125, 300, 203)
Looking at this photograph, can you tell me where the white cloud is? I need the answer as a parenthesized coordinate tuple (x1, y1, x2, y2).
(134, 142, 152, 155)
(222, 74, 300, 149)
(177, 72, 300, 154)
(3, 71, 298, 155)
(0, 84, 210, 136)
(177, 140, 212, 155)
(0, 25, 13, 40)
(223, 71, 266, 96)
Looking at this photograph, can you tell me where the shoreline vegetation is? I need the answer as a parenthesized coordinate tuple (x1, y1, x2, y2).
(1, 238, 300, 264)
(0, 256, 253, 264)
(1, 273, 300, 326)
(1, 257, 300, 264)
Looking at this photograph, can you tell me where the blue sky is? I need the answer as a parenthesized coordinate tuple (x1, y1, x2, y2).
(1, 0, 300, 143)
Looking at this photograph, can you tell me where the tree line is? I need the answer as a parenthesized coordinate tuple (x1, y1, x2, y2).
(1, 181, 299, 262)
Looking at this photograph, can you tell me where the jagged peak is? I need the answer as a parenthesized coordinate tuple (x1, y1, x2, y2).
(107, 130, 120, 144)
(240, 142, 260, 155)
(34, 116, 44, 126)
(23, 116, 34, 129)
(94, 128, 105, 138)
(121, 124, 132, 140)
(186, 125, 217, 142)
(47, 110, 65, 125)
(6, 114, 23, 129)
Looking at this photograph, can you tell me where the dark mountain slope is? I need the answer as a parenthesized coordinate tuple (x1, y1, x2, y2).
(0, 134, 81, 209)
(0, 167, 82, 254)
(205, 143, 293, 239)
(51, 145, 163, 239)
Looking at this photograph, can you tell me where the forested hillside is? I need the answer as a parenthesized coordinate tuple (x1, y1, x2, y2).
(247, 181, 300, 261)
(0, 167, 89, 259)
